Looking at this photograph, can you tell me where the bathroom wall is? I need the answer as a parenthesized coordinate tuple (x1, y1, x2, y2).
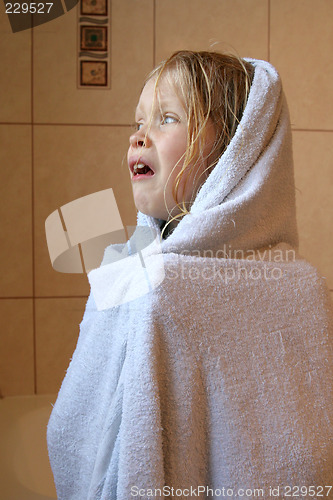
(0, 0, 332, 396)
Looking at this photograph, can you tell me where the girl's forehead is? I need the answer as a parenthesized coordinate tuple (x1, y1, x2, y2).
(136, 73, 184, 114)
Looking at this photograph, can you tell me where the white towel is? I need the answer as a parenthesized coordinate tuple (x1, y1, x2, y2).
(47, 59, 333, 500)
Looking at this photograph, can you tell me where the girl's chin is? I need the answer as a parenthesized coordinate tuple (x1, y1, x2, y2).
(133, 193, 181, 222)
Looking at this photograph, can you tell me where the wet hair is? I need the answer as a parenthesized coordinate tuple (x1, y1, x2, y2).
(142, 50, 254, 236)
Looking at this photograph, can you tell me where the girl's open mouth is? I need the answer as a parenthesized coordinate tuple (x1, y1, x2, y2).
(131, 163, 155, 179)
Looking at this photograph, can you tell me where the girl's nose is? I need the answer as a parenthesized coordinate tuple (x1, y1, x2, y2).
(129, 127, 150, 148)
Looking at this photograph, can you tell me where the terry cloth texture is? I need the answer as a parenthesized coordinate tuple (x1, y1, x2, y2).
(47, 59, 333, 500)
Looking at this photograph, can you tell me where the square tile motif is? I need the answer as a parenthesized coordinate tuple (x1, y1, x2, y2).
(80, 26, 108, 51)
(80, 61, 108, 86)
(81, 0, 108, 16)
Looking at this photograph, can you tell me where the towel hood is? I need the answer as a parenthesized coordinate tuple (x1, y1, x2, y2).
(136, 58, 299, 256)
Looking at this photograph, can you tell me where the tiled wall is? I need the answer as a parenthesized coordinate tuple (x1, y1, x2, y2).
(1, 0, 332, 396)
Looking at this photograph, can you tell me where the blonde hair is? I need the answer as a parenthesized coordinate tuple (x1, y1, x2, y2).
(142, 50, 254, 237)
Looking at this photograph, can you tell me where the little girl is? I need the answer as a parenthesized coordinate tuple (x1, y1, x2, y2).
(128, 52, 254, 240)
(48, 51, 333, 499)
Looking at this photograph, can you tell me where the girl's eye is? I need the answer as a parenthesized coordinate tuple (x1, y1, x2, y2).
(135, 122, 143, 131)
(162, 115, 178, 125)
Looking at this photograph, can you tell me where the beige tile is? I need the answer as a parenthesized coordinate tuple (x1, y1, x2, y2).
(271, 0, 333, 130)
(155, 0, 268, 62)
(0, 2, 31, 122)
(293, 131, 333, 290)
(34, 125, 137, 296)
(33, 0, 154, 124)
(0, 299, 34, 396)
(35, 297, 87, 394)
(0, 125, 33, 297)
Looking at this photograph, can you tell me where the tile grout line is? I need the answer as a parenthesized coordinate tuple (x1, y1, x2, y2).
(31, 25, 37, 396)
(0, 296, 89, 300)
(110, 0, 112, 88)
(267, 0, 270, 62)
(153, 0, 156, 67)
(0, 122, 134, 127)
(291, 128, 333, 133)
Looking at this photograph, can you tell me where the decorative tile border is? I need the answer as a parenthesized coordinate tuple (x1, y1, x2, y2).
(77, 0, 111, 88)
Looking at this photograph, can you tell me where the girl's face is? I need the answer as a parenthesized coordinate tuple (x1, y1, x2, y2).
(127, 74, 215, 222)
